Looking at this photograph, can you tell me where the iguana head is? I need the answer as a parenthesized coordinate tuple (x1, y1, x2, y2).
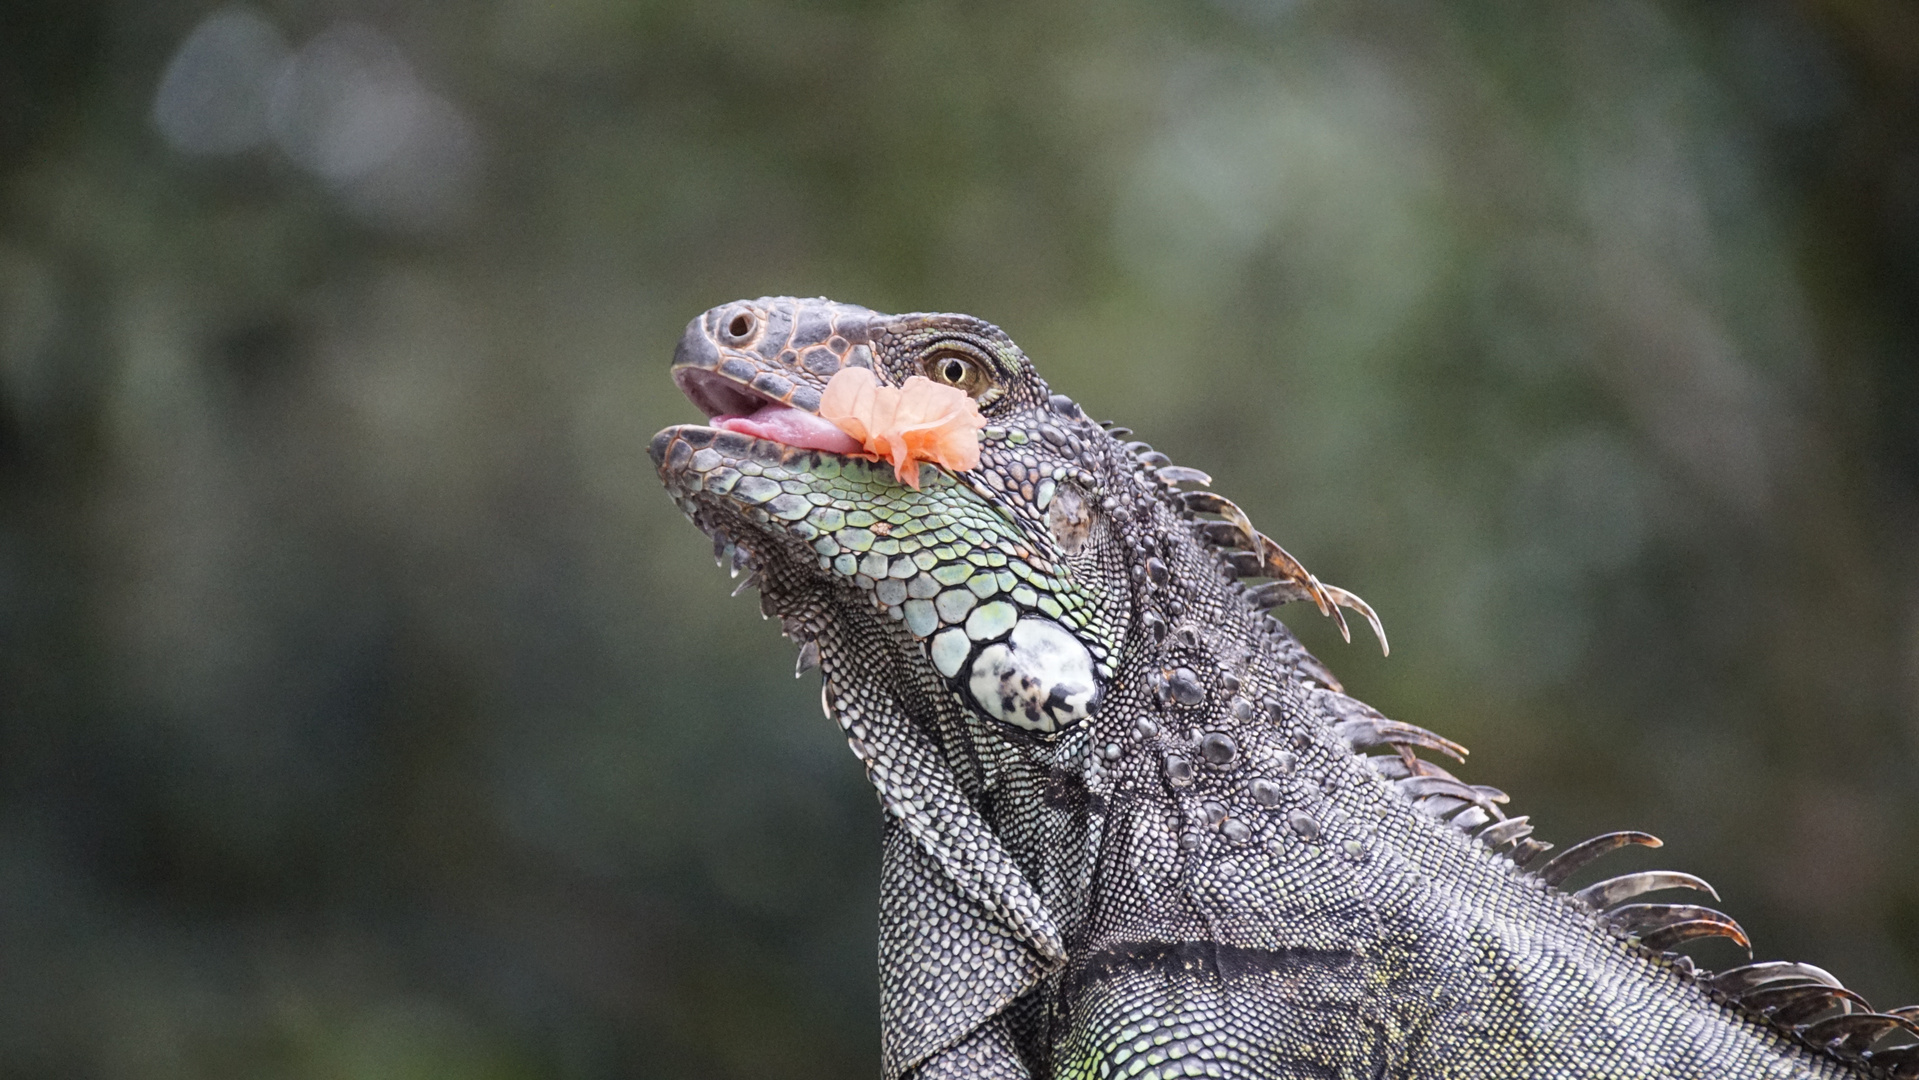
(651, 297, 1135, 736)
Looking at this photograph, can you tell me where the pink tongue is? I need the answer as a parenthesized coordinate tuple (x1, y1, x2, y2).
(715, 402, 865, 455)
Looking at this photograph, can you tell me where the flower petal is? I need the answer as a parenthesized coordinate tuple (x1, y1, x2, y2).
(816, 366, 986, 488)
(819, 365, 878, 444)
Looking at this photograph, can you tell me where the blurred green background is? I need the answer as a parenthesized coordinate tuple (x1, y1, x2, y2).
(2, 1, 1916, 1076)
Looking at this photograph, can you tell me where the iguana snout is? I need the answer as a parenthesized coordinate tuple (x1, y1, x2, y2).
(666, 297, 878, 456)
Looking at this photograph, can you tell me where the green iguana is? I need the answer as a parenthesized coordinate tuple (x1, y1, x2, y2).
(651, 297, 1918, 1079)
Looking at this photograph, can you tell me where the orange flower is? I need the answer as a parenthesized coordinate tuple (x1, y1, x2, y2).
(818, 366, 986, 489)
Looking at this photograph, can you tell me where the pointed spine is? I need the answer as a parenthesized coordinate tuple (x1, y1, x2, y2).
(1533, 831, 1663, 887)
(1573, 871, 1719, 911)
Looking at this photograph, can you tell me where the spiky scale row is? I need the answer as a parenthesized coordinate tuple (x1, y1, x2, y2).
(1346, 676, 1919, 1079)
(1328, 668, 1918, 1080)
(1697, 963, 1919, 1076)
(1114, 379, 1919, 1079)
(1176, 490, 1388, 653)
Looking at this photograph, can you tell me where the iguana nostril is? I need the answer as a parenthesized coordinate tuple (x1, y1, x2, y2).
(722, 309, 758, 343)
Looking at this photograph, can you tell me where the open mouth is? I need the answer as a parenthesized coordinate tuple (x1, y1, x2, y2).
(673, 367, 863, 456)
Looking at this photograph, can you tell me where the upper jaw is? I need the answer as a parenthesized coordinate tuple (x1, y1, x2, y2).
(674, 365, 767, 419)
(670, 307, 829, 415)
(669, 362, 863, 457)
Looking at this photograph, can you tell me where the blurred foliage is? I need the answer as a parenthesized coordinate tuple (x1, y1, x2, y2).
(2, 0, 1916, 1077)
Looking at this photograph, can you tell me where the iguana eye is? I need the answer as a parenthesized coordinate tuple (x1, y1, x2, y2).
(925, 349, 990, 397)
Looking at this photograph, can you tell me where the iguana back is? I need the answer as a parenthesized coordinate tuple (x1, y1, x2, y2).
(652, 296, 1919, 1079)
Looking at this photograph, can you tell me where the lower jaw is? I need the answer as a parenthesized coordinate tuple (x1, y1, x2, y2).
(653, 425, 870, 541)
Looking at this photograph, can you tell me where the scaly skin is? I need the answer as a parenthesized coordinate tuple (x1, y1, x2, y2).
(652, 298, 1915, 1080)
